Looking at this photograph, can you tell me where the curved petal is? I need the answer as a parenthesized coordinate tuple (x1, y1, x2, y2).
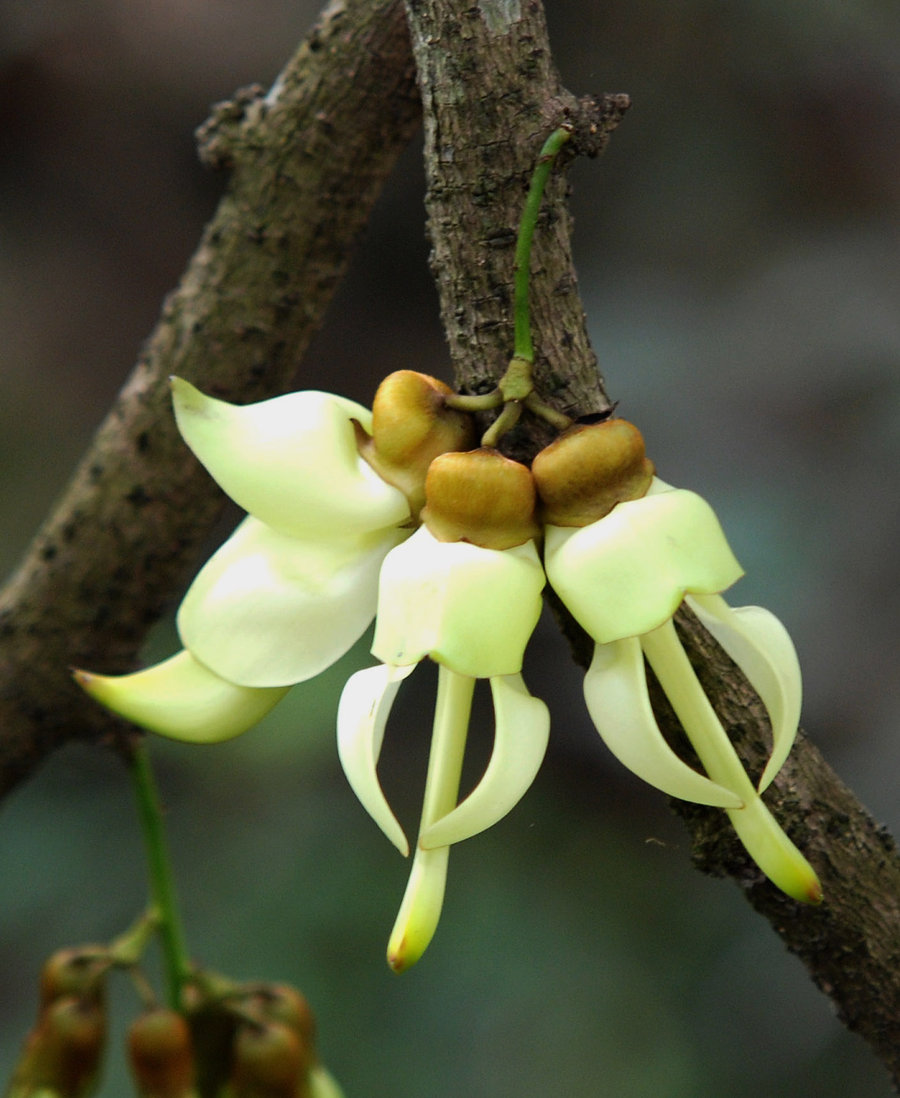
(386, 843, 450, 973)
(371, 527, 545, 678)
(686, 594, 802, 793)
(419, 674, 549, 849)
(725, 796, 822, 904)
(584, 638, 744, 807)
(178, 517, 406, 687)
(73, 650, 289, 742)
(385, 667, 473, 971)
(336, 664, 414, 856)
(544, 485, 743, 643)
(171, 378, 410, 537)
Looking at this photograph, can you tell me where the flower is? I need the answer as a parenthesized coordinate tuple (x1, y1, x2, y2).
(337, 450, 550, 971)
(75, 373, 473, 742)
(536, 423, 822, 904)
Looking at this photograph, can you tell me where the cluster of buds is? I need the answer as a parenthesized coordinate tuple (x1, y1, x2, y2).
(5, 936, 342, 1098)
(124, 977, 343, 1098)
(182, 976, 341, 1098)
(75, 368, 821, 973)
(7, 946, 108, 1098)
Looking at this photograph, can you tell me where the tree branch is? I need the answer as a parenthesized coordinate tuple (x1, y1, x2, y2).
(404, 0, 628, 459)
(0, 0, 420, 797)
(666, 608, 900, 1082)
(2, 0, 898, 1083)
(403, 0, 900, 1084)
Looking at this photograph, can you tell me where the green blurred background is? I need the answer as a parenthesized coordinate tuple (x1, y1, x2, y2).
(1, 1, 898, 1094)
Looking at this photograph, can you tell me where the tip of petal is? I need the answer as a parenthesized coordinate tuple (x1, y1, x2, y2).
(169, 375, 205, 410)
(74, 651, 289, 742)
(386, 938, 415, 974)
(386, 917, 433, 973)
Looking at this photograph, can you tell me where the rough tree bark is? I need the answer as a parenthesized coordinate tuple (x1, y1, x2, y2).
(1, 0, 898, 1087)
(403, 0, 900, 1085)
(0, 0, 420, 794)
(405, 0, 629, 459)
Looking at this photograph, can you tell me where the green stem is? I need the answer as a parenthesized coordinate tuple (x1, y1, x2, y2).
(513, 125, 573, 364)
(130, 739, 192, 1007)
(481, 399, 522, 448)
(444, 390, 504, 413)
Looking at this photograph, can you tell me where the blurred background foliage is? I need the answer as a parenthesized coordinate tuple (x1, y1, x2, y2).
(1, 0, 898, 1094)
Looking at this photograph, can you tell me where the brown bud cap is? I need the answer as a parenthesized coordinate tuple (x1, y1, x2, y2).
(421, 449, 540, 550)
(532, 419, 655, 527)
(40, 947, 108, 1010)
(128, 1008, 195, 1098)
(359, 371, 476, 516)
(20, 996, 106, 1095)
(230, 1021, 309, 1098)
(246, 984, 316, 1056)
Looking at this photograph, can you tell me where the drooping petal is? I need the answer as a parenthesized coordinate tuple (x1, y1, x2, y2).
(73, 651, 289, 742)
(686, 593, 802, 793)
(371, 527, 545, 678)
(419, 674, 549, 849)
(336, 663, 414, 856)
(177, 517, 406, 687)
(544, 483, 744, 644)
(171, 378, 410, 538)
(641, 621, 821, 903)
(724, 795, 823, 904)
(387, 667, 474, 971)
(386, 844, 449, 973)
(583, 637, 744, 807)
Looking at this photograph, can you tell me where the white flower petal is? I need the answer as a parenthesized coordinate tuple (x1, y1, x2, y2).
(584, 637, 744, 807)
(171, 378, 410, 537)
(687, 594, 802, 793)
(545, 486, 743, 643)
(178, 516, 406, 687)
(336, 664, 413, 856)
(73, 650, 289, 742)
(724, 795, 822, 904)
(419, 674, 549, 849)
(386, 843, 449, 973)
(371, 527, 545, 678)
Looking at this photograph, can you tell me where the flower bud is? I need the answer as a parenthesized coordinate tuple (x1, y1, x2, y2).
(245, 984, 315, 1056)
(358, 371, 476, 515)
(421, 449, 539, 549)
(12, 995, 106, 1097)
(532, 419, 655, 527)
(39, 948, 108, 1011)
(127, 1008, 196, 1098)
(229, 1021, 309, 1098)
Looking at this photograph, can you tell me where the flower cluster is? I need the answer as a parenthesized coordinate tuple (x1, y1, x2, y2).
(77, 373, 821, 972)
(9, 938, 342, 1098)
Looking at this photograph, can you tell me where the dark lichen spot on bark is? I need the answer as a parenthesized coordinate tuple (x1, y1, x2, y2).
(484, 227, 517, 249)
(126, 486, 152, 508)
